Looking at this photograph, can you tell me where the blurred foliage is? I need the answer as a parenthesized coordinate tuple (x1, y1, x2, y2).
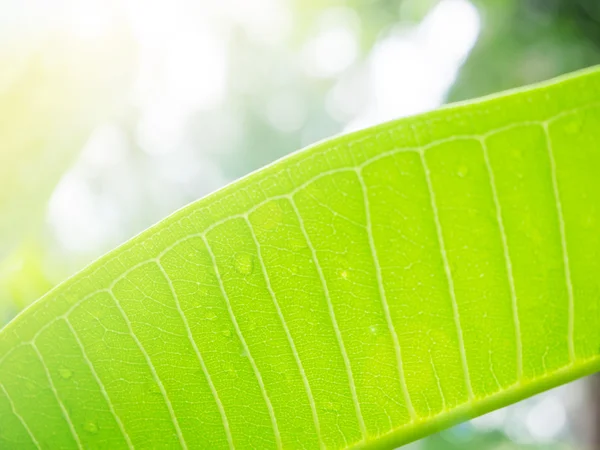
(450, 0, 600, 101)
(0, 242, 52, 325)
(0, 21, 135, 316)
(0, 29, 135, 257)
(422, 428, 569, 450)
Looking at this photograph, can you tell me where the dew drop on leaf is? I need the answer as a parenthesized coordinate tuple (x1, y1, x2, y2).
(324, 401, 340, 412)
(235, 253, 254, 275)
(84, 421, 98, 434)
(222, 329, 232, 338)
(59, 368, 72, 380)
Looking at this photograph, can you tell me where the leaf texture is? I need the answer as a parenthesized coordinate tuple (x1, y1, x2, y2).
(1, 67, 600, 449)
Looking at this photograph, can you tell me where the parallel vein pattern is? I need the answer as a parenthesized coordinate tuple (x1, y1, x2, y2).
(201, 235, 283, 449)
(108, 289, 188, 450)
(289, 197, 368, 442)
(480, 138, 524, 379)
(64, 319, 134, 449)
(542, 124, 577, 363)
(417, 146, 475, 401)
(245, 217, 324, 449)
(155, 261, 234, 450)
(31, 345, 83, 449)
(356, 169, 416, 420)
(2, 68, 600, 450)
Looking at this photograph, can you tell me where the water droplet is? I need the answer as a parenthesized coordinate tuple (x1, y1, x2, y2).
(59, 368, 72, 380)
(222, 329, 232, 338)
(339, 270, 349, 280)
(457, 165, 469, 178)
(235, 253, 254, 275)
(369, 325, 378, 335)
(84, 421, 98, 434)
(324, 401, 339, 412)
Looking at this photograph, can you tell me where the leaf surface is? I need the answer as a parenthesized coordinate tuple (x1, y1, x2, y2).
(1, 67, 600, 449)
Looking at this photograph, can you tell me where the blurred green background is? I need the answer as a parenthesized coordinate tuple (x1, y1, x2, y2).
(1, 0, 599, 448)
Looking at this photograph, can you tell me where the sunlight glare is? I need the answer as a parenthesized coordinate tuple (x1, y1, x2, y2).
(347, 0, 480, 130)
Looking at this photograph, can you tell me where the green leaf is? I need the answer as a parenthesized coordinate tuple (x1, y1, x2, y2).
(2, 66, 600, 449)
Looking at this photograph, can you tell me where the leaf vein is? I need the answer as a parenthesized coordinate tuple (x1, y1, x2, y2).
(417, 143, 475, 400)
(542, 123, 576, 362)
(31, 344, 84, 449)
(155, 260, 235, 450)
(480, 137, 524, 380)
(355, 168, 417, 421)
(289, 197, 368, 441)
(0, 383, 41, 449)
(64, 318, 135, 449)
(107, 290, 188, 450)
(245, 217, 324, 449)
(201, 235, 282, 449)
